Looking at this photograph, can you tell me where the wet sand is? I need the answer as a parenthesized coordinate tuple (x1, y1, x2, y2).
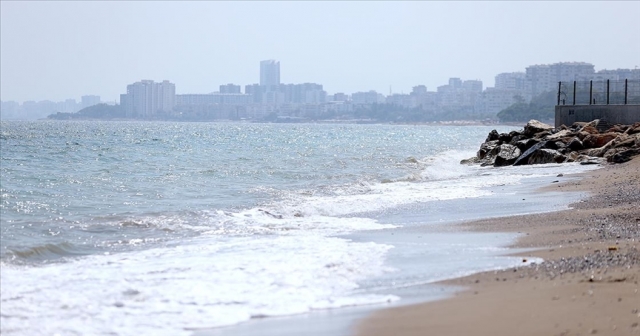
(357, 157, 640, 336)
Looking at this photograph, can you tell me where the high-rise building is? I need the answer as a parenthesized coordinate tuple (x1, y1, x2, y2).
(526, 62, 594, 97)
(120, 80, 175, 118)
(495, 72, 526, 90)
(260, 60, 280, 88)
(220, 84, 242, 94)
(81, 95, 101, 109)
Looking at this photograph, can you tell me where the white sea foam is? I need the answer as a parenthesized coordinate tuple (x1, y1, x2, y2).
(0, 121, 605, 336)
(1, 234, 398, 335)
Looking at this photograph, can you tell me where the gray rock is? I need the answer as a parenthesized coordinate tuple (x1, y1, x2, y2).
(567, 137, 584, 151)
(477, 140, 499, 160)
(609, 148, 640, 163)
(498, 132, 513, 144)
(485, 129, 499, 142)
(527, 149, 566, 165)
(460, 157, 480, 165)
(523, 120, 554, 137)
(494, 144, 522, 167)
(513, 141, 547, 166)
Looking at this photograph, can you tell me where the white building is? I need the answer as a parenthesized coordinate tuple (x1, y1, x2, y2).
(260, 60, 280, 89)
(81, 95, 101, 109)
(176, 93, 252, 106)
(352, 91, 385, 105)
(475, 88, 525, 116)
(526, 62, 595, 97)
(495, 72, 526, 91)
(120, 80, 176, 118)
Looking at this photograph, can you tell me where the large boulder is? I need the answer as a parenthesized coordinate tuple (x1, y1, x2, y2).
(566, 137, 584, 151)
(603, 147, 630, 162)
(565, 151, 580, 163)
(578, 119, 601, 132)
(498, 132, 514, 144)
(605, 125, 628, 133)
(580, 126, 599, 136)
(582, 132, 617, 149)
(625, 122, 640, 135)
(609, 148, 640, 163)
(485, 130, 499, 142)
(513, 141, 547, 166)
(514, 138, 540, 152)
(527, 149, 566, 165)
(477, 140, 500, 160)
(493, 144, 522, 167)
(610, 133, 636, 149)
(546, 129, 573, 141)
(523, 120, 554, 137)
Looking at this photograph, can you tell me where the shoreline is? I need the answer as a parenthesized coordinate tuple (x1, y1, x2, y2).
(206, 165, 598, 336)
(356, 157, 640, 336)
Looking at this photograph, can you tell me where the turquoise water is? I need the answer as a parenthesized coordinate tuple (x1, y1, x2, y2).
(1, 121, 591, 335)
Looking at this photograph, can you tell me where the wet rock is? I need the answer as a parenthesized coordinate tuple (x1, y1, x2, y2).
(477, 140, 499, 160)
(498, 132, 513, 144)
(509, 134, 527, 146)
(467, 119, 640, 168)
(610, 148, 640, 163)
(485, 129, 499, 142)
(580, 157, 603, 165)
(460, 157, 480, 165)
(544, 141, 566, 150)
(514, 138, 540, 152)
(494, 144, 522, 167)
(528, 149, 566, 165)
(604, 147, 629, 162)
(565, 151, 580, 163)
(513, 141, 547, 166)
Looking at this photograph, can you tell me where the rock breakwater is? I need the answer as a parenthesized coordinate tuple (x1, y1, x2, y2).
(463, 119, 640, 167)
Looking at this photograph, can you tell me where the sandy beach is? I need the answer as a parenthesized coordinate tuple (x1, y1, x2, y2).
(357, 157, 640, 336)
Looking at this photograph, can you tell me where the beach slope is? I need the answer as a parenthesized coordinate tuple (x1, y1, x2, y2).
(357, 158, 640, 336)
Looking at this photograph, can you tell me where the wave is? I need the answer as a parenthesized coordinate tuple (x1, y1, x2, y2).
(6, 242, 92, 263)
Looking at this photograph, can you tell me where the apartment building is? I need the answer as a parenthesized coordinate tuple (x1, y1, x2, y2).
(120, 80, 176, 118)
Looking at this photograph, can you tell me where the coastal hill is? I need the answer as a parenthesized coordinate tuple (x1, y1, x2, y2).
(48, 104, 124, 120)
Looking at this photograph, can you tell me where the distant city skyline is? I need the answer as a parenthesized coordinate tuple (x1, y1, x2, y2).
(2, 60, 639, 105)
(2, 1, 639, 103)
(3, 59, 638, 121)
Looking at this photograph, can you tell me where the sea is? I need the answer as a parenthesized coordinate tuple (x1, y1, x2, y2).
(0, 120, 599, 336)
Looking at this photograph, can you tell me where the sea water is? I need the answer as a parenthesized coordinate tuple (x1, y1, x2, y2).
(0, 121, 597, 335)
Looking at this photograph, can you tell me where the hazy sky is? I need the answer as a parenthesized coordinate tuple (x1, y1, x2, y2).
(2, 1, 639, 103)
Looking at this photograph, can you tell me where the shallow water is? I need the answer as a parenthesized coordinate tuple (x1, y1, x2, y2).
(0, 121, 597, 335)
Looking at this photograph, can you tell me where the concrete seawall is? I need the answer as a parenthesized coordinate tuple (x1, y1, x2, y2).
(555, 105, 640, 128)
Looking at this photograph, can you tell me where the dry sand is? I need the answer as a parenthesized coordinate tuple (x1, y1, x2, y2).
(357, 158, 640, 336)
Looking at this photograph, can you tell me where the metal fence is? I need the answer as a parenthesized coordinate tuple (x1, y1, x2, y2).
(557, 79, 640, 106)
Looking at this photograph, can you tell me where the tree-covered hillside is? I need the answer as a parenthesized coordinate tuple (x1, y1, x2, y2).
(497, 91, 556, 123)
(48, 104, 124, 120)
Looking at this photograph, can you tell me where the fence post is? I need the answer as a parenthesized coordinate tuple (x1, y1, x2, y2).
(557, 81, 561, 105)
(624, 79, 628, 105)
(606, 79, 610, 105)
(589, 80, 593, 105)
(573, 81, 576, 105)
